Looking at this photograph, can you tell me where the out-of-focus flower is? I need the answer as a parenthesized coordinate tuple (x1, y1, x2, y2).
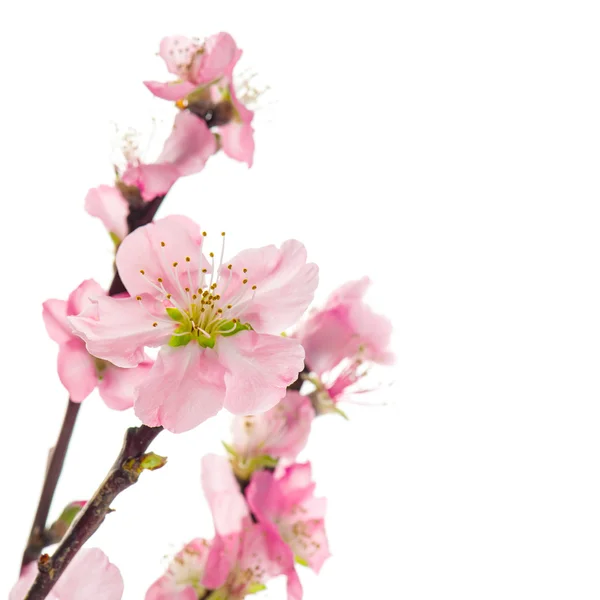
(10, 549, 123, 600)
(296, 277, 393, 414)
(43, 279, 153, 409)
(145, 538, 211, 600)
(246, 462, 330, 574)
(227, 391, 315, 479)
(69, 215, 318, 433)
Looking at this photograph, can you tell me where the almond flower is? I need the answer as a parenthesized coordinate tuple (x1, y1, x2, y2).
(144, 33, 255, 167)
(43, 279, 153, 409)
(296, 277, 394, 412)
(69, 215, 318, 433)
(10, 549, 123, 600)
(228, 391, 315, 479)
(246, 462, 330, 574)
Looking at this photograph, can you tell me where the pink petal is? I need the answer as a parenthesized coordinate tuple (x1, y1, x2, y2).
(42, 299, 71, 344)
(203, 533, 235, 590)
(98, 358, 153, 410)
(121, 163, 180, 202)
(201, 454, 249, 535)
(156, 111, 217, 176)
(191, 32, 239, 84)
(84, 185, 129, 241)
(158, 35, 199, 76)
(116, 215, 206, 306)
(222, 240, 318, 334)
(143, 80, 196, 101)
(134, 344, 226, 432)
(67, 279, 105, 316)
(9, 563, 51, 600)
(56, 548, 124, 600)
(217, 332, 305, 415)
(219, 120, 255, 167)
(57, 338, 98, 403)
(69, 295, 173, 368)
(145, 578, 197, 600)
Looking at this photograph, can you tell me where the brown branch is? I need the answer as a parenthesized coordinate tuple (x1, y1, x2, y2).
(20, 194, 167, 571)
(24, 425, 164, 600)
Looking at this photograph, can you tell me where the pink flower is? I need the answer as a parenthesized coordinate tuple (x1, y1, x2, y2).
(229, 391, 314, 478)
(69, 215, 318, 433)
(85, 185, 129, 244)
(145, 538, 211, 600)
(246, 462, 330, 574)
(144, 33, 239, 101)
(296, 277, 393, 410)
(43, 279, 153, 409)
(10, 548, 123, 600)
(120, 111, 216, 201)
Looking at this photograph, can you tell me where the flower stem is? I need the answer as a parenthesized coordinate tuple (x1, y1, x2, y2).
(24, 424, 164, 600)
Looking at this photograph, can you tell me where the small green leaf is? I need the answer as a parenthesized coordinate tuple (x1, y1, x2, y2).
(140, 452, 168, 471)
(166, 307, 185, 322)
(169, 333, 192, 347)
(295, 555, 309, 567)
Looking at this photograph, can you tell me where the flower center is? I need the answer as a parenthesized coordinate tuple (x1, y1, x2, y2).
(136, 232, 256, 349)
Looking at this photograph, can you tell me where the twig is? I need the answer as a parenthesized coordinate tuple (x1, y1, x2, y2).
(24, 425, 164, 600)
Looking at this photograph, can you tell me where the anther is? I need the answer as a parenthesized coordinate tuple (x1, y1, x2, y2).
(252, 285, 257, 290)
(192, 294, 197, 299)
(152, 322, 158, 327)
(185, 287, 190, 292)
(166, 294, 172, 299)
(173, 262, 178, 267)
(185, 256, 191, 262)
(243, 279, 248, 284)
(202, 268, 208, 273)
(140, 269, 145, 275)
(209, 252, 215, 258)
(160, 241, 166, 247)
(227, 304, 232, 309)
(243, 268, 248, 273)
(202, 231, 207, 237)
(136, 296, 142, 301)
(157, 277, 163, 283)
(221, 231, 226, 236)
(227, 264, 233, 270)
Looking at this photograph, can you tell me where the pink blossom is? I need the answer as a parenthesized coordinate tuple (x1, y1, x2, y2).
(247, 462, 330, 574)
(146, 538, 211, 600)
(85, 185, 129, 244)
(43, 279, 153, 409)
(144, 33, 239, 101)
(205, 524, 303, 600)
(69, 215, 318, 433)
(120, 111, 216, 201)
(296, 277, 393, 409)
(229, 391, 314, 477)
(10, 548, 123, 600)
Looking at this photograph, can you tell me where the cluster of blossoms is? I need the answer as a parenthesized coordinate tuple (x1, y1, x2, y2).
(12, 30, 393, 600)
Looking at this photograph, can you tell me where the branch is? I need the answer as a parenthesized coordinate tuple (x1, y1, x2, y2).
(24, 425, 164, 600)
(20, 194, 167, 570)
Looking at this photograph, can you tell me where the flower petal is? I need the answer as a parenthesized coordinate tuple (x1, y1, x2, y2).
(56, 548, 124, 600)
(42, 298, 71, 345)
(156, 111, 216, 176)
(134, 344, 226, 432)
(158, 35, 199, 76)
(219, 119, 255, 167)
(67, 279, 105, 316)
(69, 295, 173, 368)
(143, 79, 196, 101)
(201, 454, 249, 535)
(121, 163, 181, 202)
(98, 358, 153, 411)
(217, 331, 305, 414)
(84, 185, 129, 241)
(116, 215, 206, 305)
(57, 339, 97, 403)
(222, 240, 318, 333)
(191, 32, 239, 84)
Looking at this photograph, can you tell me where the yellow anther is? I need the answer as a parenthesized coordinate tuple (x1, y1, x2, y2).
(152, 322, 158, 327)
(221, 231, 226, 236)
(166, 294, 172, 299)
(185, 256, 191, 262)
(227, 304, 232, 309)
(160, 241, 166, 247)
(202, 231, 207, 236)
(136, 295, 142, 301)
(243, 268, 248, 273)
(173, 262, 178, 267)
(202, 268, 208, 273)
(157, 277, 163, 283)
(227, 264, 233, 270)
(192, 294, 197, 299)
(252, 285, 257, 290)
(140, 269, 145, 275)
(185, 287, 190, 292)
(242, 279, 248, 284)
(209, 252, 215, 258)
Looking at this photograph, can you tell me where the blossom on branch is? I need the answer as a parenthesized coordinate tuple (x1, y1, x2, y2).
(85, 185, 129, 246)
(227, 391, 315, 479)
(43, 279, 153, 409)
(246, 462, 330, 574)
(69, 215, 318, 433)
(296, 277, 394, 413)
(11, 548, 123, 600)
(145, 32, 255, 167)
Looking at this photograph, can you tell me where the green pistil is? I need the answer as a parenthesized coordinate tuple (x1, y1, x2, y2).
(166, 307, 251, 348)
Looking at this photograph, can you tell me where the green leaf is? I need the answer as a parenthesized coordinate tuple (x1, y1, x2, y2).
(166, 307, 186, 322)
(139, 452, 168, 471)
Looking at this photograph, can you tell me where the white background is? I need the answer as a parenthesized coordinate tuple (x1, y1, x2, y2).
(1, 0, 599, 598)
